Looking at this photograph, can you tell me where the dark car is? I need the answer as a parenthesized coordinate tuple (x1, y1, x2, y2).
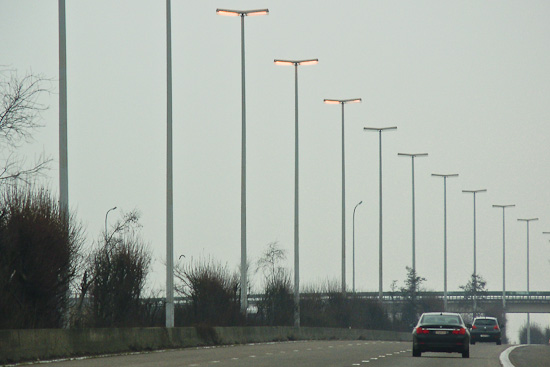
(470, 316, 501, 345)
(412, 312, 470, 358)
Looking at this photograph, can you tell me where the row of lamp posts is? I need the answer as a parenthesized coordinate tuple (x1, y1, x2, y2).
(55, 2, 544, 336)
(163, 5, 543, 334)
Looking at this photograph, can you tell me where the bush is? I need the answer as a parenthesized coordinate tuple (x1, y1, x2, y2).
(519, 323, 550, 344)
(175, 257, 243, 326)
(256, 271, 293, 326)
(300, 281, 391, 330)
(0, 186, 83, 329)
(76, 210, 152, 327)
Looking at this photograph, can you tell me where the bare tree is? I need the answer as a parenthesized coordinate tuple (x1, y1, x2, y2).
(0, 70, 51, 184)
(75, 210, 152, 327)
(255, 242, 293, 326)
(256, 241, 287, 284)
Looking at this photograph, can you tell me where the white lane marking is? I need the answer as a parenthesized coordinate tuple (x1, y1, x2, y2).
(209, 361, 220, 364)
(386, 353, 393, 356)
(266, 352, 273, 355)
(307, 348, 312, 351)
(231, 357, 239, 360)
(371, 357, 378, 360)
(500, 345, 528, 367)
(362, 360, 370, 363)
(293, 350, 299, 352)
(353, 364, 361, 366)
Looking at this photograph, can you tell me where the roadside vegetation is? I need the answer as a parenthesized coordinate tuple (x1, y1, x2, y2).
(0, 70, 519, 334)
(518, 324, 550, 344)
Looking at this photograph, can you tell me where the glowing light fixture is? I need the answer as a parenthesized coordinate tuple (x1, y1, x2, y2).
(216, 8, 269, 17)
(323, 98, 361, 104)
(274, 59, 319, 66)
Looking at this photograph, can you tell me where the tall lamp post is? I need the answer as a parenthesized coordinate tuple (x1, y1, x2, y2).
(398, 153, 428, 273)
(364, 126, 397, 299)
(217, 8, 269, 315)
(431, 173, 458, 311)
(165, 0, 175, 328)
(462, 189, 487, 317)
(518, 217, 538, 345)
(58, 0, 68, 218)
(493, 204, 515, 311)
(352, 200, 363, 293)
(324, 98, 362, 295)
(274, 58, 318, 327)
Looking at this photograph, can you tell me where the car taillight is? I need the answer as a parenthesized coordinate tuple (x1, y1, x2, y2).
(452, 328, 466, 335)
(416, 327, 429, 334)
(494, 325, 500, 330)
(471, 325, 477, 329)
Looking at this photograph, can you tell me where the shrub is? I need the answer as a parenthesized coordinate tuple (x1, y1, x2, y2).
(175, 256, 243, 326)
(0, 186, 83, 329)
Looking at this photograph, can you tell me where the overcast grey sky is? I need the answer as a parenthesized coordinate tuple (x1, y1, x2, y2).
(2, 1, 549, 341)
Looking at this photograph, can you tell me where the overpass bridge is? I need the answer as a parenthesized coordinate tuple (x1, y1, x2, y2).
(247, 291, 550, 314)
(346, 291, 550, 313)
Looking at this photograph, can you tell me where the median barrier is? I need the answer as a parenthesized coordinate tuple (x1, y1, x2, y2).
(0, 326, 411, 364)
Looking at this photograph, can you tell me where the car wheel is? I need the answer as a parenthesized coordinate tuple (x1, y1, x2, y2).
(497, 340, 502, 345)
(412, 347, 421, 357)
(470, 339, 476, 345)
(462, 349, 470, 358)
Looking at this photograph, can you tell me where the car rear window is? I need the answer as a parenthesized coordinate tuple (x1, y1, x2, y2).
(422, 315, 461, 325)
(474, 319, 497, 326)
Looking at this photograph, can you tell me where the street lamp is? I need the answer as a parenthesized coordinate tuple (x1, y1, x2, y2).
(274, 58, 318, 327)
(218, 8, 269, 315)
(462, 189, 487, 317)
(493, 204, 515, 310)
(324, 98, 362, 295)
(398, 153, 428, 273)
(518, 217, 538, 345)
(166, 0, 175, 328)
(58, 0, 68, 218)
(352, 200, 363, 294)
(431, 173, 458, 311)
(364, 126, 397, 299)
(104, 206, 117, 240)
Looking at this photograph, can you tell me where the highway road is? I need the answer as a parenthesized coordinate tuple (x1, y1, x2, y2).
(40, 340, 511, 367)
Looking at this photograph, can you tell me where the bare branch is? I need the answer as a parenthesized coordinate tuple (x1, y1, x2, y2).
(0, 71, 50, 147)
(0, 70, 52, 186)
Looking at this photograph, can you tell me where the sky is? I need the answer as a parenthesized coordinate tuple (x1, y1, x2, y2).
(2, 1, 549, 342)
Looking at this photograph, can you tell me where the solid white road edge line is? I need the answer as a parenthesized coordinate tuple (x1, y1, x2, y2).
(500, 345, 528, 367)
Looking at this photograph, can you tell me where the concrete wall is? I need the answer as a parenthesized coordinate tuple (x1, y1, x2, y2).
(0, 327, 411, 365)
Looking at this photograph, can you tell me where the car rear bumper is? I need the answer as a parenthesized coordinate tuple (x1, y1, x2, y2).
(414, 336, 469, 353)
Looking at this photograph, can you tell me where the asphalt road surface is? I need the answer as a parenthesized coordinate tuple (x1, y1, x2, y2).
(38, 340, 511, 367)
(509, 345, 550, 367)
